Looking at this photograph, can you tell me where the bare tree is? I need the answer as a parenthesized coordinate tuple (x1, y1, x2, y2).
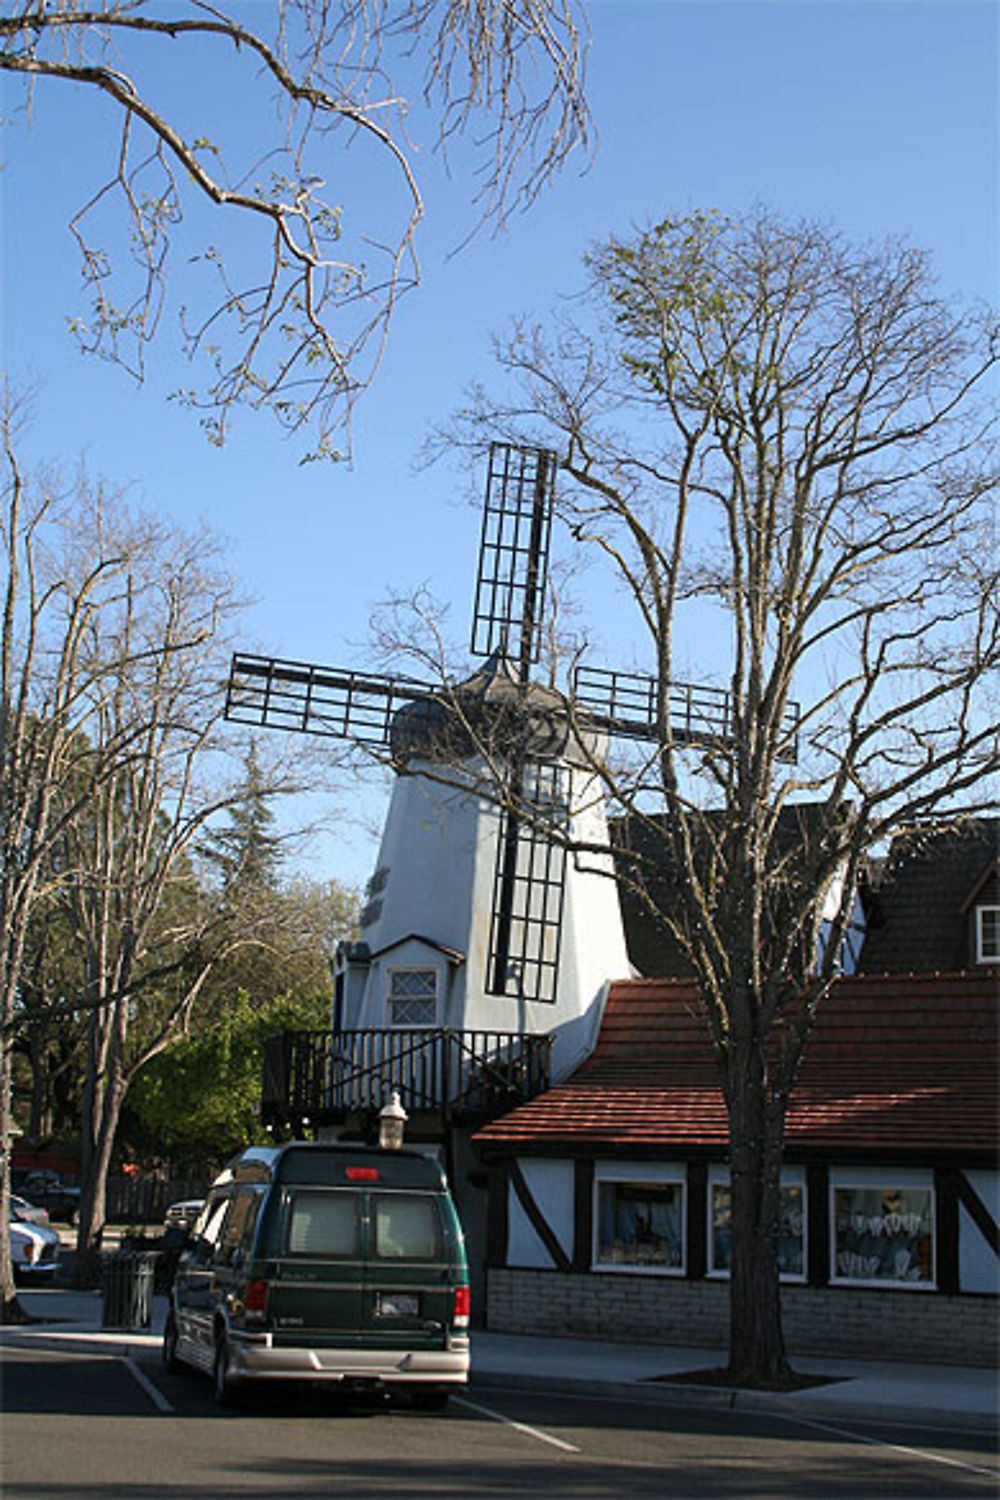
(0, 394, 148, 1318)
(0, 403, 311, 1314)
(57, 515, 242, 1256)
(442, 208, 999, 1384)
(0, 0, 590, 456)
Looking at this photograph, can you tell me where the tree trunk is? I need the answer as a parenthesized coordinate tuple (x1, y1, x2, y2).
(725, 1064, 792, 1385)
(77, 994, 126, 1265)
(75, 1077, 125, 1288)
(27, 1026, 55, 1140)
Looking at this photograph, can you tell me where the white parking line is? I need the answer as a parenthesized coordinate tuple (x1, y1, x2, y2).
(123, 1356, 174, 1414)
(454, 1395, 581, 1453)
(782, 1412, 999, 1480)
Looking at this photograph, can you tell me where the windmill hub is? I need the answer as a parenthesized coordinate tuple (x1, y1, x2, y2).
(389, 649, 594, 769)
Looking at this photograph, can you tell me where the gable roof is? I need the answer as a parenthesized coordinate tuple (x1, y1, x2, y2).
(859, 818, 999, 974)
(339, 934, 466, 965)
(475, 971, 999, 1158)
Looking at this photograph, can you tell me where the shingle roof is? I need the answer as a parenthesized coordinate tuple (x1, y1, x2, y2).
(613, 813, 999, 981)
(611, 804, 837, 981)
(475, 971, 999, 1157)
(858, 819, 999, 974)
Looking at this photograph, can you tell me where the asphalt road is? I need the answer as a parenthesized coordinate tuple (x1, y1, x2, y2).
(2, 1346, 997, 1499)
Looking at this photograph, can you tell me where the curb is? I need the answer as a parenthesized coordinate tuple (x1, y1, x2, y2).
(0, 1327, 162, 1360)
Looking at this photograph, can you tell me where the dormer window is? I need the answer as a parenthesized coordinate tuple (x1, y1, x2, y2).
(959, 849, 999, 969)
(975, 905, 1000, 964)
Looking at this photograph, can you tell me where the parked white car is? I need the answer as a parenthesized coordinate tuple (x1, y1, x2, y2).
(10, 1216, 61, 1279)
(10, 1194, 50, 1227)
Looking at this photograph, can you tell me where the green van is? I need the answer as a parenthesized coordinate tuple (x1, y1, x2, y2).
(163, 1142, 470, 1408)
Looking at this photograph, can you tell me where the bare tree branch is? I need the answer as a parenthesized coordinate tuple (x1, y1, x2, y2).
(1, 0, 591, 456)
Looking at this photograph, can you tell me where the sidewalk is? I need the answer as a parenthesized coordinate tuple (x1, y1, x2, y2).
(2, 1284, 996, 1434)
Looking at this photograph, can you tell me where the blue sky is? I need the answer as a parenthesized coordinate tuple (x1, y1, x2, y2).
(2, 0, 997, 889)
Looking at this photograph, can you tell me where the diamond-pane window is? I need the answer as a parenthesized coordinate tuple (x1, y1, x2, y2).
(387, 968, 438, 1027)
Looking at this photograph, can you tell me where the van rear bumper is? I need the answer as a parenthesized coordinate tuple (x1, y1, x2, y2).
(229, 1334, 470, 1386)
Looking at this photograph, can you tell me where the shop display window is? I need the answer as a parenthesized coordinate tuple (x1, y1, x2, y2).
(594, 1177, 685, 1272)
(831, 1183, 935, 1286)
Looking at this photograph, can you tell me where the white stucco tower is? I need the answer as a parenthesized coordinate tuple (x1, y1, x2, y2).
(335, 651, 630, 1081)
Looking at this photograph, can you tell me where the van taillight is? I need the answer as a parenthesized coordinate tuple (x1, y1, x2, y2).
(245, 1279, 268, 1314)
(452, 1285, 470, 1327)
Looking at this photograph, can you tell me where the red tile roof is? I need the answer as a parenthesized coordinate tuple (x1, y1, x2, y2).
(475, 971, 999, 1156)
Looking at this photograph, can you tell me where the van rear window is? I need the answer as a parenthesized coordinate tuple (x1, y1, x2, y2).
(373, 1195, 443, 1261)
(287, 1192, 360, 1257)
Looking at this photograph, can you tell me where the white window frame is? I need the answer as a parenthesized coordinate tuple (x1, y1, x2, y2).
(829, 1168, 936, 1290)
(385, 965, 439, 1028)
(706, 1165, 807, 1284)
(592, 1162, 687, 1277)
(975, 905, 1000, 964)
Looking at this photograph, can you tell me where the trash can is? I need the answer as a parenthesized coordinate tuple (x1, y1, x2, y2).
(101, 1251, 157, 1330)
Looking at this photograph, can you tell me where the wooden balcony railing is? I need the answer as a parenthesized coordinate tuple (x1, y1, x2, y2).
(261, 1027, 552, 1127)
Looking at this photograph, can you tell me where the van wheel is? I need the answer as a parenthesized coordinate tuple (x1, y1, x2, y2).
(411, 1386, 450, 1412)
(212, 1336, 233, 1406)
(162, 1313, 181, 1373)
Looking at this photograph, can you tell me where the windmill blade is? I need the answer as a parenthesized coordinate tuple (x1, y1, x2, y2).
(487, 758, 568, 1004)
(573, 664, 801, 762)
(471, 443, 557, 675)
(225, 652, 438, 748)
(572, 664, 734, 743)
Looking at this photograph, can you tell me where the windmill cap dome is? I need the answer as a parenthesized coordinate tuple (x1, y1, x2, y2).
(389, 650, 599, 767)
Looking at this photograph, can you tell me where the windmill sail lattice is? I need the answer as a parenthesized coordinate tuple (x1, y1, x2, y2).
(471, 443, 555, 674)
(469, 444, 561, 998)
(573, 664, 800, 759)
(225, 657, 436, 745)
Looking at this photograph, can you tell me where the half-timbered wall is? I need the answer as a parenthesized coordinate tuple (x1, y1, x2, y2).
(959, 1169, 1000, 1295)
(486, 1156, 999, 1365)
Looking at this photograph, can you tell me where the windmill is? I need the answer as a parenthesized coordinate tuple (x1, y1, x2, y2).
(225, 442, 799, 1035)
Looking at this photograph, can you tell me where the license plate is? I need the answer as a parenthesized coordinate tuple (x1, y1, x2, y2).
(376, 1292, 419, 1317)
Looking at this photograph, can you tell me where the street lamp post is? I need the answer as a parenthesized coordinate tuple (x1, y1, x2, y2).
(379, 1091, 408, 1150)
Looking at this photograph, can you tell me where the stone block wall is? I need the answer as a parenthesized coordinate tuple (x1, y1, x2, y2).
(486, 1269, 998, 1367)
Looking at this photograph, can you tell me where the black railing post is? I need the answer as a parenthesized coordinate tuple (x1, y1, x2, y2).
(442, 1031, 452, 1122)
(442, 1029, 456, 1187)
